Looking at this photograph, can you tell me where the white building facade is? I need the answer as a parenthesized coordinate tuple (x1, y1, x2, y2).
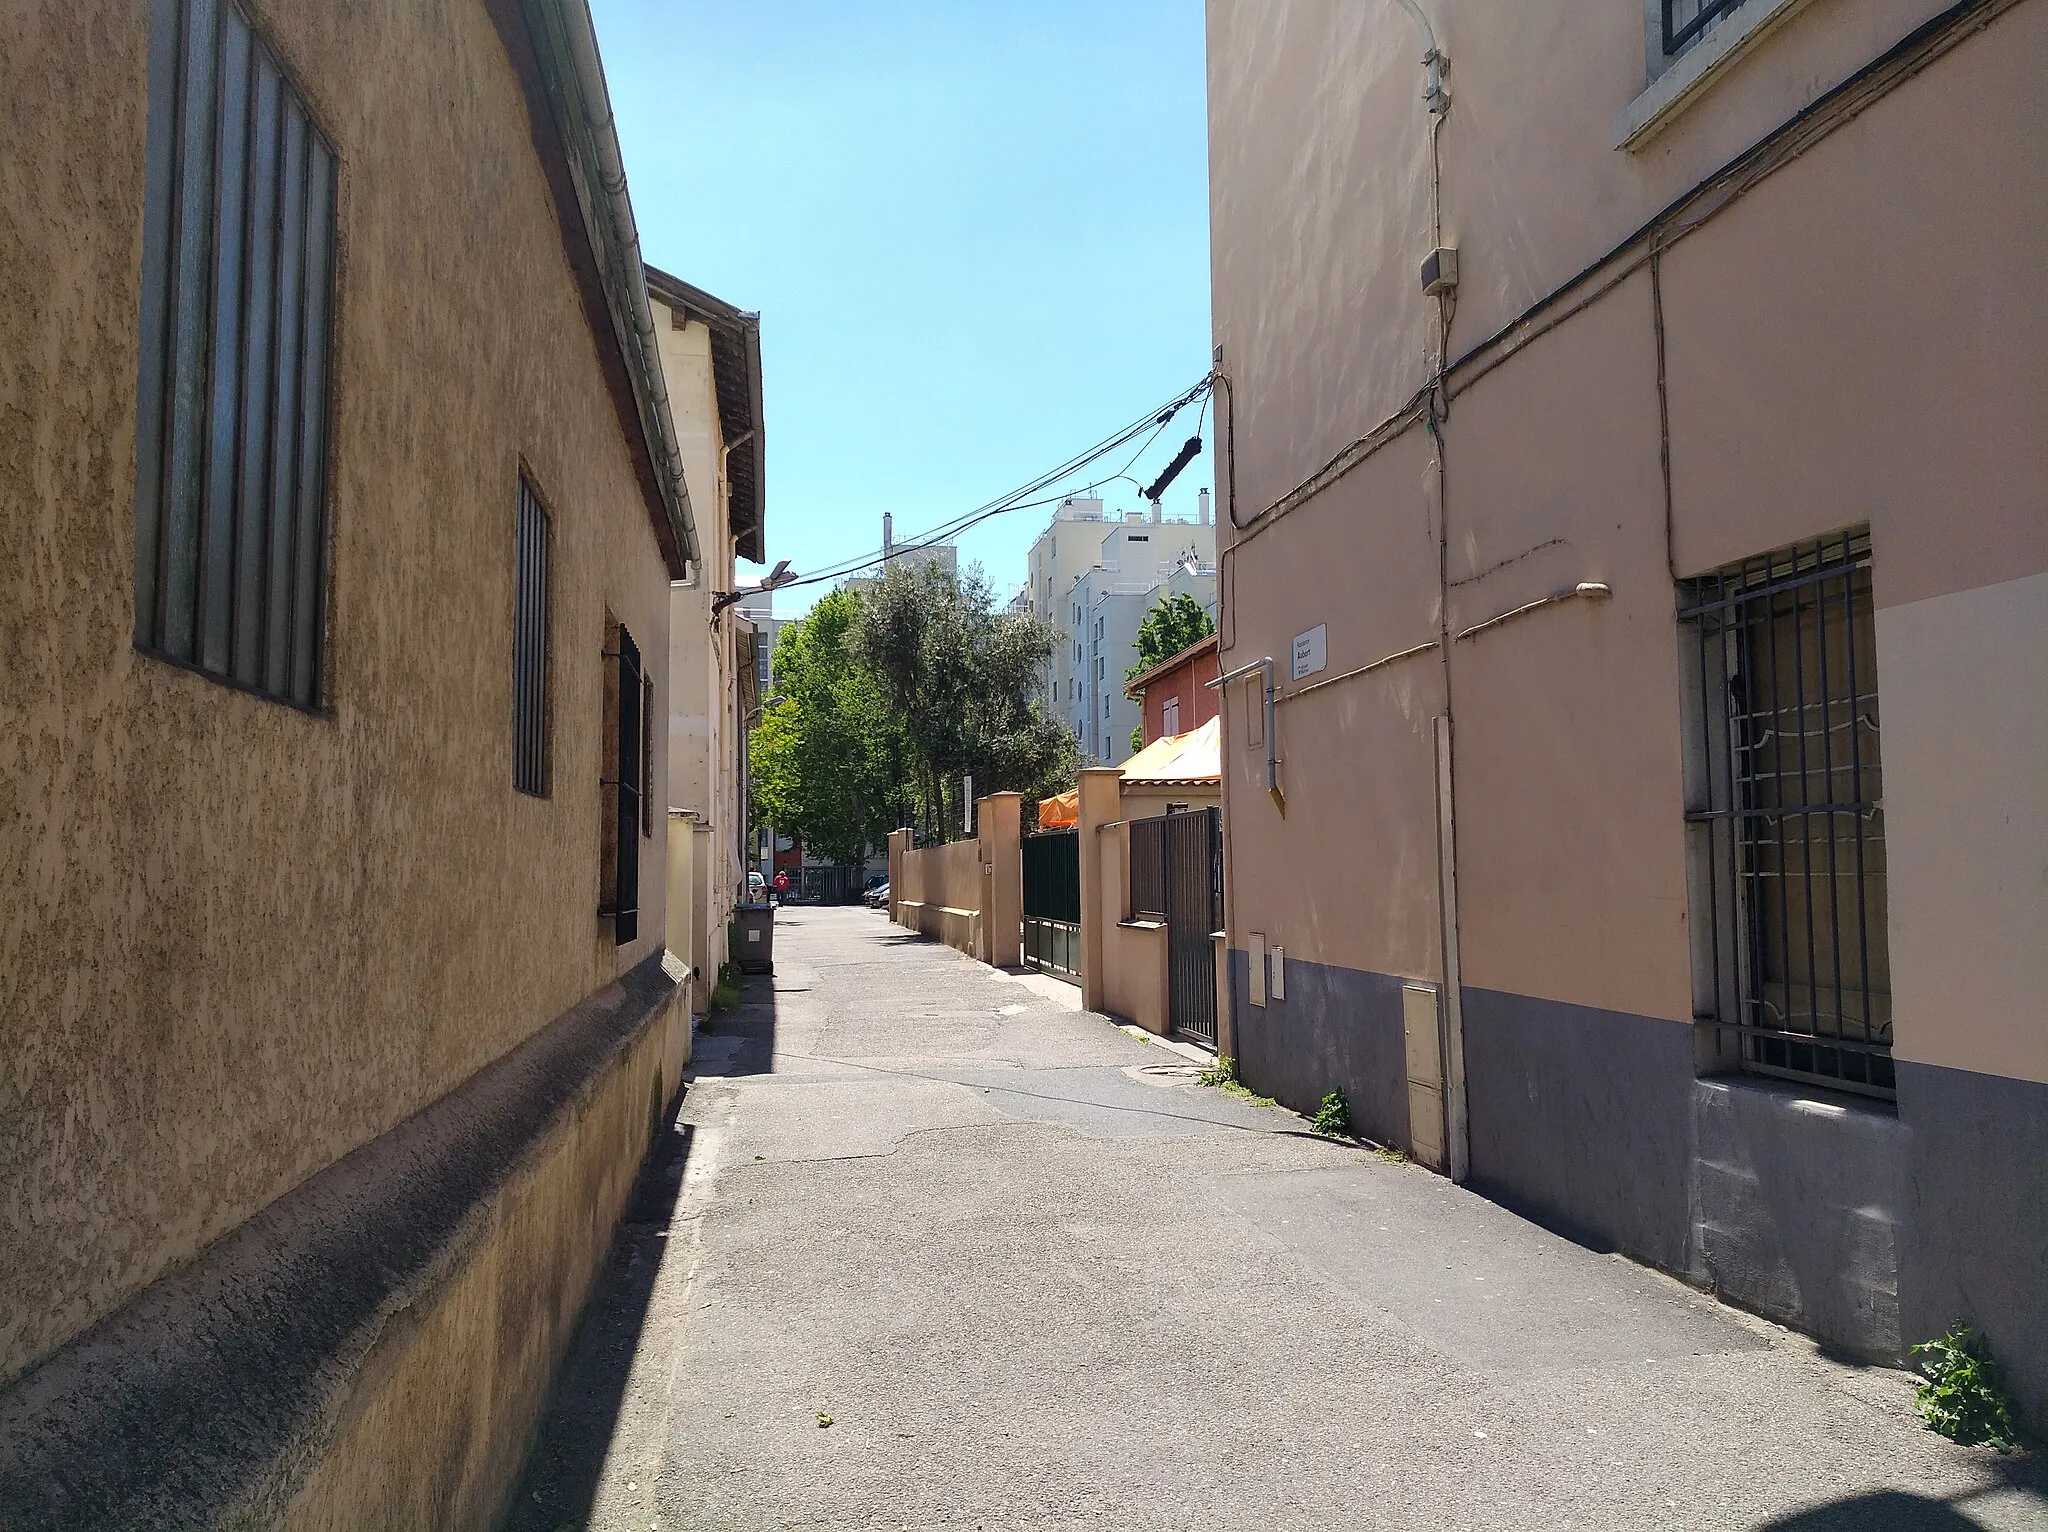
(1026, 492, 1217, 765)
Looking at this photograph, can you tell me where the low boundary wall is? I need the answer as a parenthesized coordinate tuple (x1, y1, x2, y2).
(0, 954, 690, 1532)
(888, 794, 1022, 967)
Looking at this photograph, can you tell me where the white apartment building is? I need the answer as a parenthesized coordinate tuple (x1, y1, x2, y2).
(1028, 492, 1217, 765)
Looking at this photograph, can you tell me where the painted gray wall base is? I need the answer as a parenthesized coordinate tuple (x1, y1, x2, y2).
(0, 953, 680, 1530)
(1231, 957, 2046, 1430)
(1689, 1077, 1906, 1361)
(1897, 1061, 2048, 1430)
(1462, 988, 1696, 1273)
(1227, 950, 1409, 1148)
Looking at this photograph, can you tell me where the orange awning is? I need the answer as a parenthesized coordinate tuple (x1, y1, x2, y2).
(1035, 789, 1080, 828)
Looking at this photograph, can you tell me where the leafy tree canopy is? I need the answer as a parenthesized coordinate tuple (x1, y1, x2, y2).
(749, 562, 1079, 855)
(852, 560, 1077, 841)
(1126, 591, 1215, 683)
(748, 590, 907, 866)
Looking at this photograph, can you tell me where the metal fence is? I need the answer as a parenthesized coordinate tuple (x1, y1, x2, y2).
(1129, 815, 1168, 919)
(1128, 808, 1223, 1047)
(1680, 529, 1892, 1097)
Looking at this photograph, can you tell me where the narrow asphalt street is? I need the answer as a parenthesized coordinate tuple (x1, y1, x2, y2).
(508, 907, 2043, 1532)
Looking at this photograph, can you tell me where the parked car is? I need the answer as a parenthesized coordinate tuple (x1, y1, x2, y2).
(864, 881, 890, 909)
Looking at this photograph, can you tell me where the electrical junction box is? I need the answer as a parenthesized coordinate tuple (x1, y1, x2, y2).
(1420, 246, 1459, 296)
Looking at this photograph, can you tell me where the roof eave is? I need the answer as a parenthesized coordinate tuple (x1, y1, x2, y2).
(643, 264, 766, 564)
(488, 0, 700, 579)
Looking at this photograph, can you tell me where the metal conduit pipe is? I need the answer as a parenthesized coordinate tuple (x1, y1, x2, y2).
(1205, 657, 1279, 809)
(544, 0, 701, 572)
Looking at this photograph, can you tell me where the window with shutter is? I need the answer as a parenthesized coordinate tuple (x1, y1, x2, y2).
(512, 478, 550, 795)
(608, 625, 642, 944)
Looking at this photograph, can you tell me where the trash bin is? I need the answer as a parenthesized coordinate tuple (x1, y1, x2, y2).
(734, 902, 775, 975)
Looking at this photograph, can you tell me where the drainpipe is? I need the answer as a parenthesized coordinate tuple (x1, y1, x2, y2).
(1205, 657, 1280, 812)
(1392, 0, 1469, 1183)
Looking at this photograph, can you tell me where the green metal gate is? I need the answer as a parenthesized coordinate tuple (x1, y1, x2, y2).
(1021, 828, 1081, 980)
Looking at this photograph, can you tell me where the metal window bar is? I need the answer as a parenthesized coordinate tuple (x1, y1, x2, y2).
(513, 479, 549, 796)
(1663, 0, 1743, 56)
(134, 0, 336, 710)
(1680, 530, 1892, 1097)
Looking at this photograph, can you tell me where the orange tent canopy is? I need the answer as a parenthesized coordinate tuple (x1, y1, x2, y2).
(1035, 789, 1080, 829)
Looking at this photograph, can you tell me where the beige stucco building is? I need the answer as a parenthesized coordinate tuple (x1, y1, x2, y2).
(650, 267, 767, 1011)
(1209, 0, 2045, 1419)
(0, 0, 710, 1523)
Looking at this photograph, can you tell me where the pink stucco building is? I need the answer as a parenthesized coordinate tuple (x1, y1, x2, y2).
(1207, 0, 2046, 1419)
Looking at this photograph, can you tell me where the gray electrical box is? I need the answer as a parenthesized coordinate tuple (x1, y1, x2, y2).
(1420, 246, 1459, 296)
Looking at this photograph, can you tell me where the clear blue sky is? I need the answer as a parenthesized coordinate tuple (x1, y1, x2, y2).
(591, 0, 1214, 616)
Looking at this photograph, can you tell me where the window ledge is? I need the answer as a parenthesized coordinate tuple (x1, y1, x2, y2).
(1696, 1070, 1900, 1121)
(1616, 0, 1819, 150)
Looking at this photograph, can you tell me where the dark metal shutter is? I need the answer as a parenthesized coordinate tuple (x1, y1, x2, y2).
(513, 480, 549, 795)
(614, 626, 641, 944)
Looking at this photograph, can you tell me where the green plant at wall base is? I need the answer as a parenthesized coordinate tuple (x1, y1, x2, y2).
(1312, 1089, 1352, 1138)
(710, 959, 742, 1012)
(1912, 1325, 2020, 1453)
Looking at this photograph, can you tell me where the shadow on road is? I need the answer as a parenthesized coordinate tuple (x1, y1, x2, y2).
(501, 967, 778, 1531)
(689, 959, 780, 1077)
(1756, 1482, 2048, 1530)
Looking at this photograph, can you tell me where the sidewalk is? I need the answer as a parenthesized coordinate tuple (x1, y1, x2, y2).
(507, 907, 2043, 1532)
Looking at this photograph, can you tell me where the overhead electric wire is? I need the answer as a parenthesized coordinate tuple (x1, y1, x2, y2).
(766, 375, 1214, 596)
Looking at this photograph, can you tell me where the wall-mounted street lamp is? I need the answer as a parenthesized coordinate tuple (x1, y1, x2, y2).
(710, 558, 796, 618)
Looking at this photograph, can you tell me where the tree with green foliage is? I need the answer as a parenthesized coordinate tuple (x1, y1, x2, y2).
(853, 559, 1076, 841)
(748, 589, 909, 867)
(1126, 591, 1217, 682)
(1125, 590, 1217, 750)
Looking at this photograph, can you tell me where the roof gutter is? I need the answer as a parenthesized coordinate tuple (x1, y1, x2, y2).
(522, 0, 700, 574)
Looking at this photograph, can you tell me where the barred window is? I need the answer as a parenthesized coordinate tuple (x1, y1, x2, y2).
(1680, 530, 1892, 1097)
(512, 478, 550, 796)
(134, 0, 337, 709)
(1663, 0, 1743, 57)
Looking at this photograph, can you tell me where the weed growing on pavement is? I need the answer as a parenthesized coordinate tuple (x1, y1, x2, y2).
(1912, 1325, 2020, 1453)
(1372, 1144, 1408, 1164)
(1312, 1088, 1352, 1138)
(1195, 1055, 1278, 1109)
